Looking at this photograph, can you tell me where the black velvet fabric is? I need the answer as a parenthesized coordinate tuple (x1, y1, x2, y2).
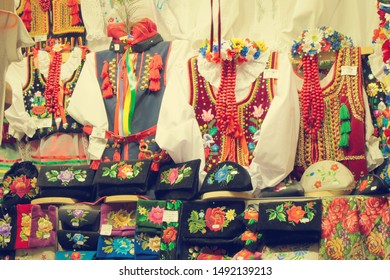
(154, 159, 201, 201)
(57, 230, 99, 251)
(94, 160, 155, 196)
(258, 199, 322, 245)
(37, 165, 97, 202)
(353, 174, 390, 195)
(0, 206, 16, 251)
(58, 206, 100, 232)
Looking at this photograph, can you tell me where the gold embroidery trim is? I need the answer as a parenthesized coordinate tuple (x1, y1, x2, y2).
(17, 0, 50, 38)
(52, 0, 85, 35)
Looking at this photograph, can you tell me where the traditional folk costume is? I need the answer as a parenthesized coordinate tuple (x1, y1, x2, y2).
(156, 38, 300, 194)
(291, 27, 382, 181)
(67, 18, 172, 171)
(5, 43, 90, 166)
(16, 0, 85, 47)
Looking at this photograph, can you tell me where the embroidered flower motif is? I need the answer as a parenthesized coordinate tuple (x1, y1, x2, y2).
(325, 238, 344, 260)
(201, 109, 214, 122)
(367, 231, 385, 256)
(36, 215, 53, 240)
(102, 237, 134, 255)
(211, 144, 220, 152)
(20, 213, 32, 241)
(70, 251, 83, 260)
(266, 201, 316, 225)
(202, 133, 215, 148)
(135, 232, 161, 253)
(291, 26, 353, 58)
(305, 163, 342, 189)
(242, 208, 259, 225)
(148, 206, 164, 225)
(207, 164, 238, 186)
(0, 215, 12, 248)
(252, 105, 264, 118)
(367, 83, 380, 97)
(46, 167, 87, 186)
(1, 175, 38, 200)
(160, 164, 193, 186)
(67, 209, 89, 227)
(107, 209, 135, 228)
(187, 207, 236, 234)
(102, 161, 143, 180)
(357, 177, 372, 192)
(162, 226, 177, 243)
(67, 233, 89, 248)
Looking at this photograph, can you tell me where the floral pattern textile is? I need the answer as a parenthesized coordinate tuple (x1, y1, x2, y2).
(206, 164, 238, 186)
(45, 167, 87, 186)
(160, 200, 182, 260)
(266, 201, 317, 225)
(187, 207, 236, 234)
(100, 237, 135, 257)
(0, 214, 12, 248)
(160, 165, 192, 185)
(20, 213, 31, 242)
(36, 215, 54, 240)
(357, 196, 390, 260)
(135, 232, 161, 254)
(1, 175, 38, 202)
(106, 209, 136, 228)
(66, 233, 90, 249)
(102, 161, 143, 180)
(186, 245, 231, 260)
(319, 197, 364, 260)
(136, 200, 166, 228)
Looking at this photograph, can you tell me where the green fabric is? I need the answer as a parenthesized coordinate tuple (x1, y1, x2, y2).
(339, 133, 349, 148)
(339, 103, 350, 121)
(136, 200, 166, 229)
(126, 52, 137, 134)
(340, 120, 351, 134)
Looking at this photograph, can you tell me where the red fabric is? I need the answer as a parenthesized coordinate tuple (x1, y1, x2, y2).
(129, 18, 158, 46)
(15, 204, 33, 250)
(107, 22, 127, 42)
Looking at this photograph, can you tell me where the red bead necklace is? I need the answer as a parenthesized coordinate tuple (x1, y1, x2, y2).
(44, 45, 63, 117)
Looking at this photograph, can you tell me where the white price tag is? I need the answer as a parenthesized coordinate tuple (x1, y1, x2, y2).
(263, 69, 279, 79)
(341, 66, 357, 76)
(35, 118, 52, 128)
(162, 210, 179, 223)
(34, 35, 47, 42)
(114, 44, 120, 51)
(91, 127, 106, 139)
(100, 224, 113, 236)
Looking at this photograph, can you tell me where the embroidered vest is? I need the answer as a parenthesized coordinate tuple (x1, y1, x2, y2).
(189, 53, 277, 172)
(295, 47, 367, 180)
(95, 41, 172, 163)
(361, 55, 390, 183)
(17, 0, 85, 45)
(22, 51, 87, 140)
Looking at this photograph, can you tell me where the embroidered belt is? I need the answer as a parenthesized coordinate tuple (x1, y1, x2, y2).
(83, 125, 157, 143)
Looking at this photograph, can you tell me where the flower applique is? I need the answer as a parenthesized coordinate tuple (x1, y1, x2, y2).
(1, 175, 39, 201)
(357, 176, 377, 193)
(67, 209, 89, 227)
(36, 215, 53, 240)
(160, 200, 182, 259)
(160, 165, 192, 185)
(266, 201, 317, 225)
(102, 237, 134, 255)
(20, 213, 32, 241)
(137, 205, 164, 225)
(102, 161, 143, 180)
(187, 246, 231, 260)
(67, 233, 89, 248)
(187, 207, 236, 233)
(63, 251, 86, 260)
(0, 215, 12, 248)
(135, 233, 161, 253)
(106, 209, 136, 228)
(206, 164, 238, 186)
(45, 167, 87, 186)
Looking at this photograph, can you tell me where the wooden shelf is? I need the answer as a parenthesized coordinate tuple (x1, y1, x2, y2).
(31, 197, 78, 205)
(104, 195, 140, 203)
(201, 191, 254, 200)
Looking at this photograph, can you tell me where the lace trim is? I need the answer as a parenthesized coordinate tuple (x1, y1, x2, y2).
(368, 44, 387, 84)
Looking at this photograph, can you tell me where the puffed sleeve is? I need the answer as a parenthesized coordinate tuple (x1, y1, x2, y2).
(67, 52, 109, 160)
(156, 40, 206, 175)
(249, 52, 300, 193)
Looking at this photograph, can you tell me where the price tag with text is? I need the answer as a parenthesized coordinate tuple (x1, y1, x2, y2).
(163, 210, 179, 223)
(100, 224, 113, 236)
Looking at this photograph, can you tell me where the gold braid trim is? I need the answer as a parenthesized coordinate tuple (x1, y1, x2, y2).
(17, 0, 50, 38)
(52, 0, 85, 35)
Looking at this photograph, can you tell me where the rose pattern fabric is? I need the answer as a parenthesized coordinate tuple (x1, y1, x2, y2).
(160, 165, 192, 185)
(67, 209, 89, 227)
(186, 246, 230, 260)
(187, 207, 236, 234)
(101, 237, 135, 256)
(265, 201, 316, 225)
(206, 164, 238, 186)
(357, 196, 390, 259)
(36, 215, 54, 240)
(107, 209, 136, 228)
(101, 161, 143, 180)
(135, 232, 161, 253)
(160, 200, 182, 260)
(319, 197, 364, 260)
(1, 175, 38, 201)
